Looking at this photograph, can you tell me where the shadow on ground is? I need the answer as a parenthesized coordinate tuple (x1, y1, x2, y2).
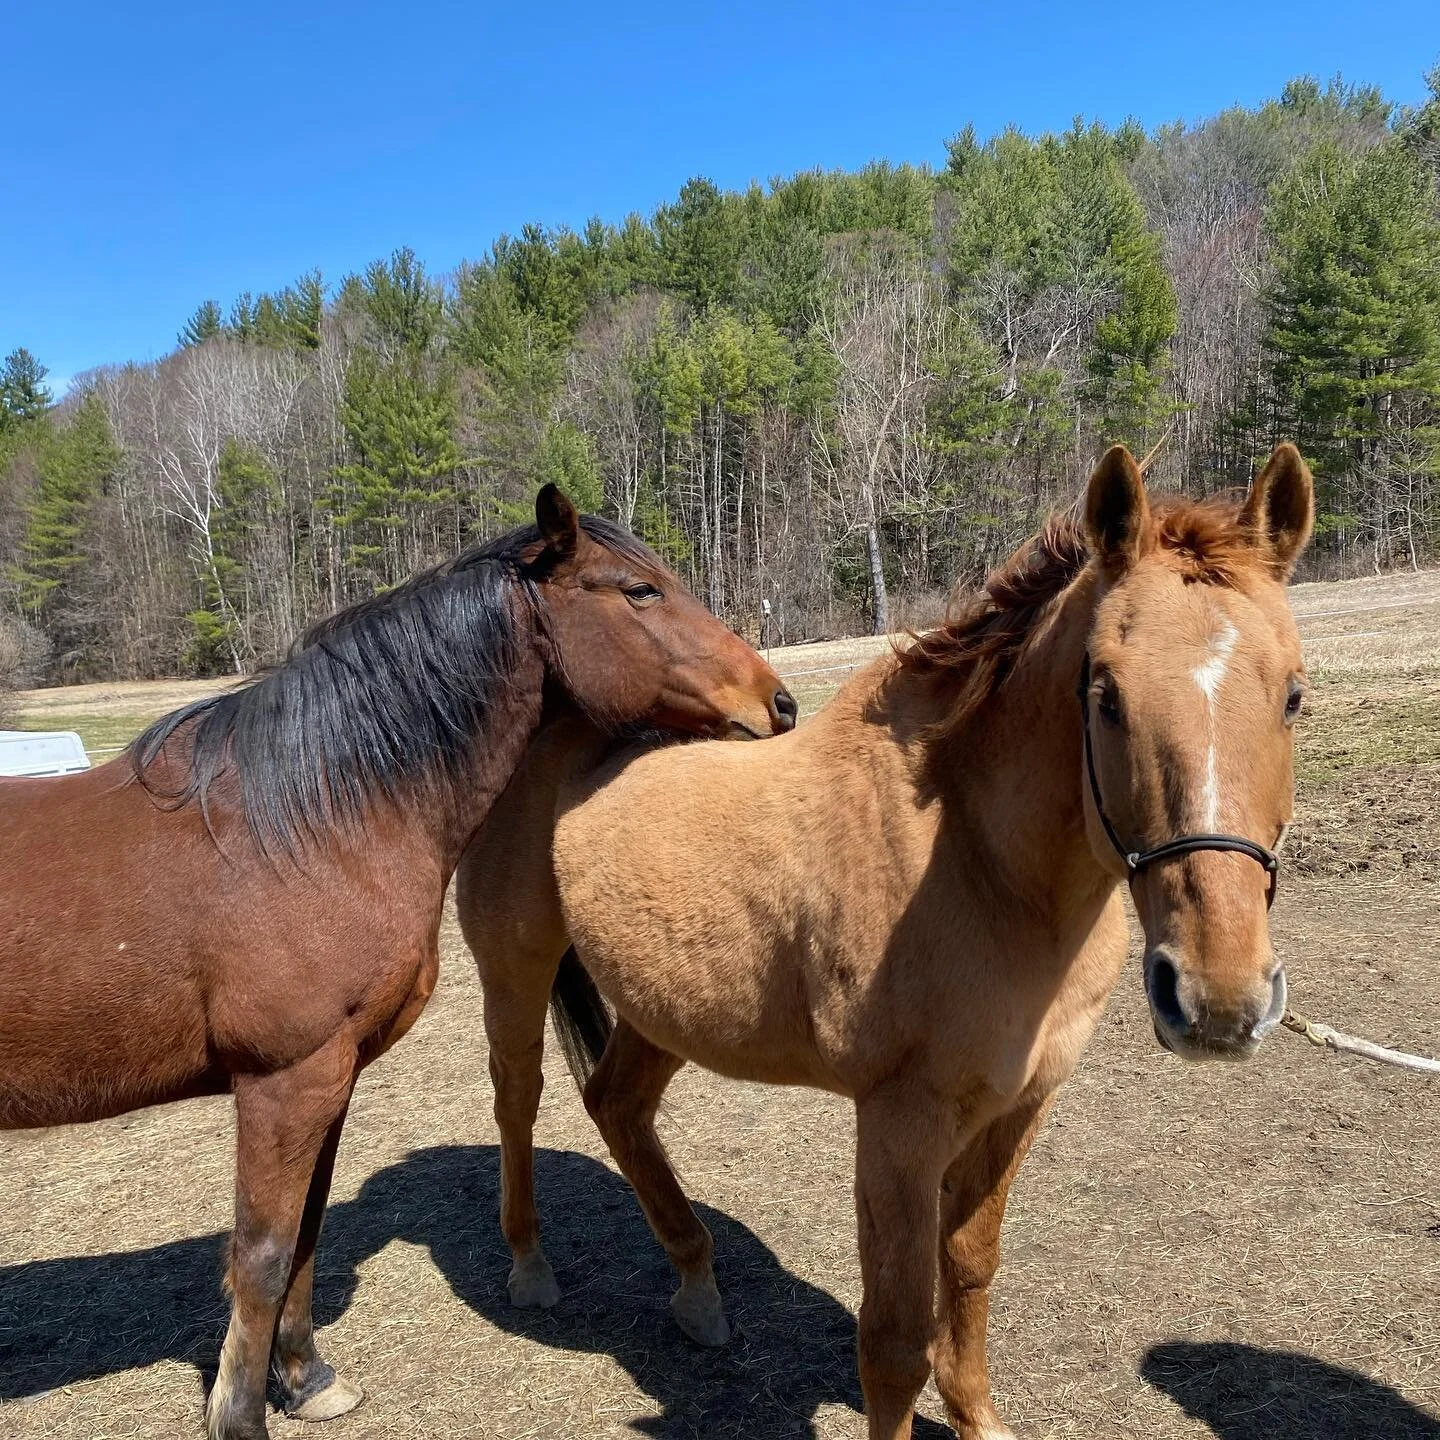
(0, 1143, 950, 1437)
(1142, 1340, 1440, 1439)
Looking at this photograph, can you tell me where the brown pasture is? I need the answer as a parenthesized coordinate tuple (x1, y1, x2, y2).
(3, 567, 1439, 1439)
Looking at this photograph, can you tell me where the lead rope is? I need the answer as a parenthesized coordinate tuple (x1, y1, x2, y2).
(1280, 1010, 1440, 1076)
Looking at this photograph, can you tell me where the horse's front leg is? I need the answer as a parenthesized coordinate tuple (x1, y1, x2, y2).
(207, 1037, 358, 1440)
(483, 953, 566, 1307)
(269, 1105, 364, 1423)
(932, 1096, 1051, 1440)
(455, 716, 593, 1309)
(853, 1086, 953, 1440)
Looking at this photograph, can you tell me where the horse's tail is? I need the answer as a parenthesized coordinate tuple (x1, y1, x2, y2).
(549, 946, 613, 1090)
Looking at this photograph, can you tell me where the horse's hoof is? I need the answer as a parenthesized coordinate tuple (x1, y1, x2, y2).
(954, 1412, 1018, 1440)
(288, 1374, 365, 1423)
(670, 1275, 731, 1347)
(508, 1251, 561, 1309)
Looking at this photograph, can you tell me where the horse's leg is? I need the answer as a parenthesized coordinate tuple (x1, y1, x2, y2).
(485, 954, 564, 1307)
(457, 715, 598, 1308)
(582, 1018, 729, 1346)
(853, 1088, 951, 1440)
(932, 1099, 1049, 1440)
(269, 1104, 363, 1422)
(268, 955, 435, 1420)
(207, 1037, 358, 1440)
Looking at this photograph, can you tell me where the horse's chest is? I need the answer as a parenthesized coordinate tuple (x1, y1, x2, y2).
(973, 924, 1129, 1105)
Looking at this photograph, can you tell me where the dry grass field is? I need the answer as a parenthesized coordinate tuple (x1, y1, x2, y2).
(3, 567, 1439, 1439)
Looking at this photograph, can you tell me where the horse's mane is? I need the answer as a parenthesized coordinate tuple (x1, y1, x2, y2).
(897, 491, 1263, 734)
(131, 514, 657, 853)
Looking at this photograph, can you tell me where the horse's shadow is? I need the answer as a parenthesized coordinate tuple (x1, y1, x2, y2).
(1142, 1340, 1440, 1439)
(0, 1143, 949, 1437)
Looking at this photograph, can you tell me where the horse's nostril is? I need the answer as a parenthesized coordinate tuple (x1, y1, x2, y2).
(1254, 966, 1288, 1038)
(1146, 953, 1189, 1035)
(773, 688, 798, 730)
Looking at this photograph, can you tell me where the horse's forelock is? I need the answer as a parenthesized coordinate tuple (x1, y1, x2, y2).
(896, 491, 1273, 734)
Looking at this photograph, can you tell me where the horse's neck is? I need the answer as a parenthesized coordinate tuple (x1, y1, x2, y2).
(432, 650, 549, 871)
(929, 579, 1114, 930)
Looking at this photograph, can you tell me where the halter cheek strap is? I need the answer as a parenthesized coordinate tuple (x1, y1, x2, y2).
(1077, 652, 1280, 909)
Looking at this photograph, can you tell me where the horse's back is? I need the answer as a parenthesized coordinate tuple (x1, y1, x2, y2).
(552, 704, 933, 1088)
(554, 675, 930, 945)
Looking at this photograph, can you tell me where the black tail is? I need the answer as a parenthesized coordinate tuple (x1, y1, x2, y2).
(549, 946, 614, 1090)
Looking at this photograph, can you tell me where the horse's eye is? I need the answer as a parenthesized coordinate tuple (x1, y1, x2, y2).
(1097, 685, 1123, 728)
(1284, 681, 1305, 726)
(624, 583, 662, 606)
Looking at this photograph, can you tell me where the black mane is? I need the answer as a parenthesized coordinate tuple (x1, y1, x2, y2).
(131, 514, 658, 853)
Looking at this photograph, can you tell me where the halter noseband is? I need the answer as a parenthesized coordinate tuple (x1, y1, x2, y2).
(1077, 652, 1280, 908)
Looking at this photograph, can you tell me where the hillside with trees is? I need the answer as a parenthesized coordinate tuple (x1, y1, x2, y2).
(3, 72, 1439, 681)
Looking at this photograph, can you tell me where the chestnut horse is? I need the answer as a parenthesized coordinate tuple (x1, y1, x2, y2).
(0, 485, 795, 1440)
(457, 445, 1315, 1439)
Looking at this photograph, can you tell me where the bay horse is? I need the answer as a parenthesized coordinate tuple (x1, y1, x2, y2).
(0, 484, 796, 1440)
(457, 445, 1315, 1439)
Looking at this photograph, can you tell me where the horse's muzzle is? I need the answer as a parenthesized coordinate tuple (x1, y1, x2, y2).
(771, 687, 798, 732)
(1144, 948, 1287, 1061)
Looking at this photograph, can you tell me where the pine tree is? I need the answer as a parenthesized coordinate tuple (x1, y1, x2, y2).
(0, 349, 53, 430)
(12, 395, 117, 615)
(1266, 138, 1440, 546)
(329, 352, 462, 577)
(178, 300, 224, 348)
(451, 261, 565, 397)
(655, 178, 744, 311)
(181, 439, 282, 672)
(278, 271, 325, 349)
(534, 421, 604, 513)
(349, 248, 442, 355)
(1087, 208, 1179, 439)
(228, 293, 259, 340)
(1400, 65, 1439, 186)
(943, 123, 1178, 447)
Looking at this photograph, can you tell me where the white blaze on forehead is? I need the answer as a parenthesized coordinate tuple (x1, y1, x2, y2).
(1193, 618, 1238, 829)
(1193, 619, 1238, 704)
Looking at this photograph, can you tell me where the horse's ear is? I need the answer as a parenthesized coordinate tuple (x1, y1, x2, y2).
(536, 483, 580, 557)
(1241, 443, 1314, 579)
(1085, 445, 1153, 575)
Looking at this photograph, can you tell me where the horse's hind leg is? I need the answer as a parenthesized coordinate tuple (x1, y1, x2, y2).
(583, 1019, 729, 1346)
(207, 1038, 358, 1440)
(270, 1105, 364, 1422)
(932, 1097, 1050, 1440)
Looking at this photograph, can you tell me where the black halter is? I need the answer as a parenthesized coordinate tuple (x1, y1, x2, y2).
(1077, 652, 1280, 909)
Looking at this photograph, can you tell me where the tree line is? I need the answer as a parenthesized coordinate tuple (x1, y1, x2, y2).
(2, 71, 1439, 686)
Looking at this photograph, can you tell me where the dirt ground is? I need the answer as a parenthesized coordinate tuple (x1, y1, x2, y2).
(3, 570, 1439, 1439)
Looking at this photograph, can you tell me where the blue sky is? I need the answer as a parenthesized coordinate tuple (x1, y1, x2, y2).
(4, 0, 1437, 393)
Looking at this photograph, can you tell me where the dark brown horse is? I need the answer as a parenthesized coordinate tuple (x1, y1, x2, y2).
(0, 485, 795, 1440)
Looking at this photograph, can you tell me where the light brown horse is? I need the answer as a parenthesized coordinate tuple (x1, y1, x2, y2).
(458, 445, 1315, 1439)
(0, 485, 795, 1440)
